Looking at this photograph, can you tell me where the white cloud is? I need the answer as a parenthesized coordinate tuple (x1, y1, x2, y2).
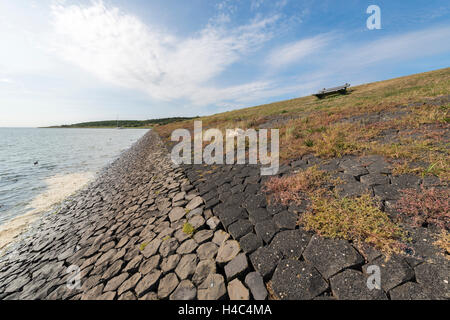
(0, 78, 13, 84)
(50, 1, 278, 105)
(266, 34, 333, 69)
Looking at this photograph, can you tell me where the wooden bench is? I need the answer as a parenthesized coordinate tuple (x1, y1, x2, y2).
(314, 83, 350, 99)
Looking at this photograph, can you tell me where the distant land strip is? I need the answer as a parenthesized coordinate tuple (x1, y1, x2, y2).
(46, 116, 199, 129)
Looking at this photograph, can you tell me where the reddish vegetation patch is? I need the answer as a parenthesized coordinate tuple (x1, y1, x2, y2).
(262, 166, 329, 205)
(396, 187, 450, 230)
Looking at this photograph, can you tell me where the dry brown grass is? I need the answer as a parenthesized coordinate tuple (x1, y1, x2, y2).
(263, 166, 330, 205)
(155, 67, 450, 178)
(395, 187, 450, 230)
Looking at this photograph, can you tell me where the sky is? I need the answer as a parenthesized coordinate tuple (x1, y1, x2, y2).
(0, 0, 449, 127)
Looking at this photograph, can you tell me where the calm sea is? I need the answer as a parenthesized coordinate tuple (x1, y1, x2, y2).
(0, 128, 148, 225)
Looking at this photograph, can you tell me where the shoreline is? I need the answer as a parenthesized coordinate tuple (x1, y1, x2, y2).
(0, 172, 95, 253)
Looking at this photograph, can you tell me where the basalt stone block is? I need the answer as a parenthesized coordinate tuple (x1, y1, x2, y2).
(247, 208, 272, 224)
(169, 280, 196, 300)
(249, 247, 281, 280)
(243, 194, 267, 211)
(265, 203, 286, 215)
(204, 198, 219, 210)
(239, 233, 263, 254)
(227, 193, 246, 206)
(338, 159, 360, 170)
(362, 256, 414, 292)
(191, 258, 217, 286)
(231, 184, 245, 194)
(228, 219, 253, 240)
(175, 254, 197, 280)
(268, 229, 312, 259)
(254, 220, 278, 244)
(335, 173, 356, 183)
(329, 269, 388, 300)
(271, 260, 328, 300)
(217, 206, 248, 228)
(360, 174, 389, 186)
(244, 183, 259, 195)
(157, 273, 179, 299)
(373, 185, 400, 201)
(303, 235, 364, 279)
(196, 242, 218, 260)
(197, 273, 226, 300)
(135, 270, 161, 297)
(273, 211, 297, 230)
(367, 161, 392, 175)
(245, 272, 267, 300)
(216, 240, 240, 265)
(227, 279, 250, 300)
(391, 174, 421, 189)
(389, 282, 437, 300)
(414, 262, 449, 299)
(336, 182, 370, 198)
(344, 166, 369, 178)
(224, 253, 248, 281)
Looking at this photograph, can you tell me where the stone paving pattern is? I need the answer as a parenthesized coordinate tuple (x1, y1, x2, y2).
(181, 153, 449, 300)
(0, 129, 448, 300)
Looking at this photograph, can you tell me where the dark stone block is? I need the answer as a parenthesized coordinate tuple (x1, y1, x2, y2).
(303, 235, 364, 279)
(224, 253, 248, 281)
(266, 203, 286, 215)
(389, 282, 437, 300)
(244, 183, 259, 195)
(249, 247, 281, 280)
(273, 211, 297, 230)
(228, 219, 253, 240)
(247, 208, 272, 225)
(216, 206, 248, 228)
(391, 174, 421, 189)
(373, 185, 400, 200)
(336, 182, 370, 198)
(230, 184, 245, 194)
(245, 272, 267, 300)
(255, 220, 278, 244)
(330, 269, 388, 300)
(414, 262, 449, 299)
(362, 256, 414, 292)
(360, 174, 389, 186)
(268, 229, 312, 259)
(344, 166, 369, 177)
(271, 260, 328, 300)
(366, 160, 392, 175)
(239, 233, 263, 254)
(243, 194, 266, 211)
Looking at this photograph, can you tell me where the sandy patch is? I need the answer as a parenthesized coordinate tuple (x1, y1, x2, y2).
(0, 171, 95, 251)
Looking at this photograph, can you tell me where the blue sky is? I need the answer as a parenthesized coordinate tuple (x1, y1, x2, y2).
(0, 0, 449, 127)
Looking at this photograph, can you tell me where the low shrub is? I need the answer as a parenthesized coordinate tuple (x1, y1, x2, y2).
(263, 166, 329, 205)
(302, 194, 407, 255)
(395, 187, 449, 230)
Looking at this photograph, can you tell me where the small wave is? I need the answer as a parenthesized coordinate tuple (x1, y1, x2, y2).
(0, 171, 95, 251)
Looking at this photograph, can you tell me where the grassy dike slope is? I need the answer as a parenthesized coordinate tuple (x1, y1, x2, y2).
(156, 67, 449, 179)
(155, 67, 449, 259)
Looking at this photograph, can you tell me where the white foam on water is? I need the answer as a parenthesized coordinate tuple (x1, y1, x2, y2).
(0, 171, 95, 251)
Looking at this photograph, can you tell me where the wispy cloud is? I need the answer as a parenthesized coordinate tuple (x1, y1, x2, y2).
(0, 78, 13, 84)
(266, 33, 333, 69)
(50, 1, 278, 105)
